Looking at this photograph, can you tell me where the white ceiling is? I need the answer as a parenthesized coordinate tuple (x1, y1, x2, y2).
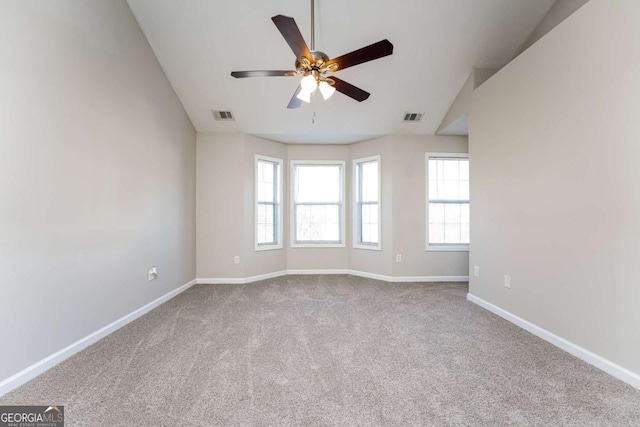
(127, 0, 555, 143)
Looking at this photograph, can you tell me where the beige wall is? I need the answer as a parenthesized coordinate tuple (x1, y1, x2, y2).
(390, 135, 469, 277)
(196, 133, 245, 278)
(197, 133, 289, 279)
(470, 0, 640, 375)
(0, 1, 196, 382)
(197, 133, 469, 278)
(516, 0, 591, 56)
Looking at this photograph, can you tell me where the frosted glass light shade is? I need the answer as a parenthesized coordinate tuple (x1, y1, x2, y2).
(319, 81, 336, 100)
(300, 74, 317, 92)
(296, 88, 312, 103)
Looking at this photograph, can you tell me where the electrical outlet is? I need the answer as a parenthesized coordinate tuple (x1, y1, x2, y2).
(473, 266, 480, 277)
(148, 266, 157, 281)
(396, 254, 402, 263)
(234, 256, 240, 264)
(504, 275, 511, 289)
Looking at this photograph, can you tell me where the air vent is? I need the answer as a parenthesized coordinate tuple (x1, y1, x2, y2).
(402, 112, 424, 122)
(212, 110, 235, 121)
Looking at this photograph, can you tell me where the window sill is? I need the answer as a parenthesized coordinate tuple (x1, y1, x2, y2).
(255, 244, 283, 252)
(291, 243, 345, 248)
(353, 244, 382, 251)
(426, 245, 469, 252)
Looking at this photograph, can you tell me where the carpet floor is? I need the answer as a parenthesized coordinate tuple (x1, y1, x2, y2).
(1, 275, 639, 426)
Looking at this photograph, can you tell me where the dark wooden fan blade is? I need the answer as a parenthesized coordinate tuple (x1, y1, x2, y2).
(287, 85, 303, 109)
(271, 15, 312, 61)
(231, 70, 297, 78)
(325, 39, 393, 71)
(331, 77, 370, 102)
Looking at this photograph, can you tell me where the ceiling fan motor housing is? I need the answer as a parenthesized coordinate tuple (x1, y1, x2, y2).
(296, 50, 330, 73)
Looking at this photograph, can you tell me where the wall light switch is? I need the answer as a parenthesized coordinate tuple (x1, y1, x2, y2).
(474, 266, 480, 277)
(396, 254, 402, 263)
(234, 256, 240, 264)
(504, 275, 511, 289)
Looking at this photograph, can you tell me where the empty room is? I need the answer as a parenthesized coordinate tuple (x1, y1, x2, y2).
(1, 0, 639, 425)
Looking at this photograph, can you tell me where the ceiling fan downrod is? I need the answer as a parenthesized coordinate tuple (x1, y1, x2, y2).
(310, 0, 315, 51)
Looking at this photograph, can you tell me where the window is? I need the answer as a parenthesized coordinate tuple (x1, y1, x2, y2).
(426, 153, 469, 251)
(255, 155, 283, 250)
(291, 161, 345, 247)
(354, 155, 381, 250)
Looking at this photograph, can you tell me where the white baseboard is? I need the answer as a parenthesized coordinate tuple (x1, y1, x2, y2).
(383, 274, 469, 283)
(347, 270, 392, 281)
(197, 270, 287, 284)
(0, 279, 197, 397)
(349, 270, 469, 283)
(467, 293, 640, 390)
(286, 269, 349, 275)
(198, 269, 469, 284)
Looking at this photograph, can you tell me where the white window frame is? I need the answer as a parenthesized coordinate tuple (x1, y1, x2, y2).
(290, 160, 346, 248)
(255, 154, 283, 251)
(425, 152, 469, 252)
(353, 155, 382, 251)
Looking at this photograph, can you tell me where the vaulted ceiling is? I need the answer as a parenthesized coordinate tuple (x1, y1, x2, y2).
(127, 0, 556, 143)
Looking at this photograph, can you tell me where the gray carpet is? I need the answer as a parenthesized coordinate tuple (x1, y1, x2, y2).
(1, 275, 639, 426)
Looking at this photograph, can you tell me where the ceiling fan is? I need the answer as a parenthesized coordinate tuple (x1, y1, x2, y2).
(230, 0, 393, 109)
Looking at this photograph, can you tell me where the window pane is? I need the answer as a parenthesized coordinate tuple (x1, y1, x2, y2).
(459, 180, 469, 200)
(362, 223, 378, 244)
(445, 223, 461, 244)
(257, 224, 275, 245)
(356, 159, 380, 246)
(442, 180, 460, 200)
(429, 203, 445, 224)
(257, 203, 275, 244)
(429, 180, 438, 200)
(257, 160, 276, 203)
(296, 204, 340, 242)
(264, 224, 274, 243)
(429, 224, 445, 244)
(369, 204, 378, 224)
(266, 204, 274, 223)
(295, 165, 341, 203)
(259, 182, 273, 203)
(461, 204, 470, 224)
(461, 224, 470, 244)
(444, 203, 461, 224)
(459, 160, 469, 180)
(427, 155, 469, 246)
(361, 161, 379, 202)
(256, 158, 281, 247)
(443, 159, 459, 180)
(361, 203, 379, 244)
(259, 161, 274, 183)
(362, 221, 371, 243)
(368, 224, 379, 244)
(428, 159, 438, 180)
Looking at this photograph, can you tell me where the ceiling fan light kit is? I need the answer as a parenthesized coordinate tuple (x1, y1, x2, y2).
(318, 81, 335, 100)
(230, 0, 393, 109)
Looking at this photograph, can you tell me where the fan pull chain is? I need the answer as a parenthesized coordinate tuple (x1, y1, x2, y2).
(310, 91, 317, 124)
